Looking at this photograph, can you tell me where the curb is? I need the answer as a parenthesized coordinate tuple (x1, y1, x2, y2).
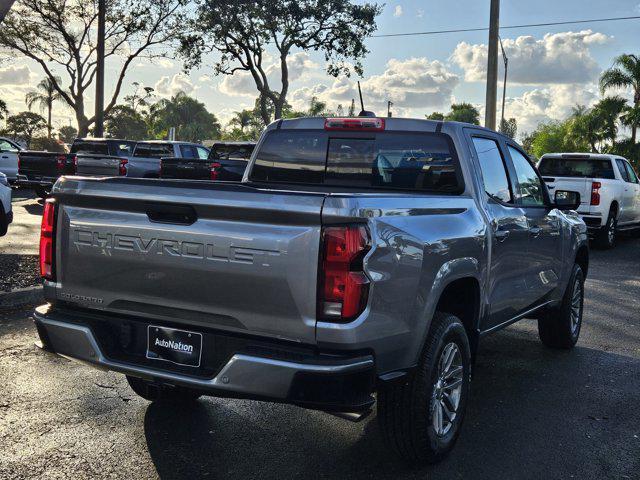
(0, 285, 43, 308)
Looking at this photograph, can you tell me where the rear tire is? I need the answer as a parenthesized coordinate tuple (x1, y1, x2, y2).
(0, 208, 7, 236)
(34, 185, 51, 199)
(126, 375, 202, 403)
(377, 312, 471, 464)
(538, 264, 584, 349)
(594, 210, 616, 249)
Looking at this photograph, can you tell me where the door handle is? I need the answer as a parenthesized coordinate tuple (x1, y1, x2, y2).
(145, 203, 197, 225)
(529, 226, 542, 237)
(494, 229, 510, 242)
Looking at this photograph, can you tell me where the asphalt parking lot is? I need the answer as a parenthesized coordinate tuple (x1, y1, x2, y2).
(0, 192, 639, 479)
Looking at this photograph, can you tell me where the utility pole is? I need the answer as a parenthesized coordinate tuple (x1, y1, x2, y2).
(94, 0, 106, 137)
(387, 100, 393, 118)
(499, 36, 508, 131)
(484, 0, 500, 130)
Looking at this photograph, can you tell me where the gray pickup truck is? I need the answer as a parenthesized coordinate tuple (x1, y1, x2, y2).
(33, 117, 588, 464)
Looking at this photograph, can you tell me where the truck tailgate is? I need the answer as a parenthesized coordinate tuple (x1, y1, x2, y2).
(76, 155, 121, 176)
(542, 176, 591, 212)
(19, 151, 64, 178)
(161, 158, 210, 180)
(52, 178, 325, 344)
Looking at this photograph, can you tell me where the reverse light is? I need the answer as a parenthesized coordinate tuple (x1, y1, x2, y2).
(118, 158, 128, 176)
(39, 200, 57, 280)
(591, 181, 601, 206)
(319, 225, 371, 321)
(210, 161, 222, 181)
(324, 117, 385, 131)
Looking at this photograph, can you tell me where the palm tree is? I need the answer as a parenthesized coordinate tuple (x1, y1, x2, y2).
(600, 54, 640, 144)
(25, 76, 62, 139)
(592, 96, 628, 148)
(229, 110, 252, 132)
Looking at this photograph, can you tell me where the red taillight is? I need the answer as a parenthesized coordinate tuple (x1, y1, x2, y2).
(324, 117, 385, 131)
(210, 161, 222, 181)
(319, 225, 371, 321)
(70, 154, 78, 174)
(591, 181, 601, 206)
(118, 158, 128, 176)
(39, 200, 57, 280)
(56, 154, 66, 171)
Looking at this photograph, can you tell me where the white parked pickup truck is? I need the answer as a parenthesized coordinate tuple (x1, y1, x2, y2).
(539, 153, 640, 248)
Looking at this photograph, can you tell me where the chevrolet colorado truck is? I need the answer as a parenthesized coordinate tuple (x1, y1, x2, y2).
(160, 141, 255, 181)
(33, 117, 589, 464)
(17, 138, 136, 197)
(539, 153, 640, 248)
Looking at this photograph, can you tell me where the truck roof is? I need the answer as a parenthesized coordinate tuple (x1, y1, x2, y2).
(540, 153, 626, 161)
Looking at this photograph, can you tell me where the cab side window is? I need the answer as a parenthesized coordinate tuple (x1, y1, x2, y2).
(617, 159, 631, 182)
(471, 137, 512, 203)
(624, 161, 639, 183)
(508, 145, 545, 206)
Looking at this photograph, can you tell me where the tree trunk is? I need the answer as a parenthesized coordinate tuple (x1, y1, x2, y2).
(258, 95, 270, 126)
(632, 126, 637, 145)
(76, 116, 90, 138)
(47, 104, 52, 139)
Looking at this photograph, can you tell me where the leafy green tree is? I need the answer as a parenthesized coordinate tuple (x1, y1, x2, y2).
(25, 76, 63, 139)
(600, 54, 640, 144)
(621, 105, 640, 143)
(29, 136, 65, 152)
(148, 92, 220, 142)
(445, 103, 480, 125)
(0, 99, 7, 121)
(499, 118, 517, 139)
(179, 0, 381, 125)
(105, 105, 148, 140)
(0, 0, 188, 136)
(4, 111, 46, 144)
(592, 96, 628, 148)
(123, 82, 157, 113)
(228, 110, 253, 133)
(426, 112, 445, 121)
(58, 125, 78, 144)
(308, 96, 328, 116)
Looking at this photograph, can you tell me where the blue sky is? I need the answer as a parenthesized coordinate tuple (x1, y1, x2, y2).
(2, 0, 640, 137)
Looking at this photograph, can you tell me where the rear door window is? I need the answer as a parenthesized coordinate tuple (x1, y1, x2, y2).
(624, 161, 639, 183)
(134, 143, 174, 158)
(180, 145, 198, 158)
(616, 159, 631, 182)
(251, 130, 462, 192)
(196, 146, 209, 159)
(471, 137, 512, 203)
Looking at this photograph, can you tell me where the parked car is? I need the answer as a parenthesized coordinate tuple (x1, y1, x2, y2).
(539, 153, 640, 248)
(0, 173, 12, 236)
(0, 137, 22, 183)
(33, 117, 588, 464)
(130, 141, 210, 178)
(16, 138, 136, 197)
(160, 141, 255, 181)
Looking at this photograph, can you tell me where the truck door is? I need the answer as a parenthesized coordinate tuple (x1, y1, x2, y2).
(506, 144, 561, 302)
(616, 158, 637, 224)
(624, 160, 640, 223)
(467, 134, 533, 331)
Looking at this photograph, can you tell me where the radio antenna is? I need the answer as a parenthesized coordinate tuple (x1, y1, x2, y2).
(356, 81, 375, 117)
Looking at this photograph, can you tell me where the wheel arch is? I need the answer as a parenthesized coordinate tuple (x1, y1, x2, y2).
(575, 244, 589, 277)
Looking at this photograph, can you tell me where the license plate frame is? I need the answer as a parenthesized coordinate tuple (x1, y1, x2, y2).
(146, 325, 203, 368)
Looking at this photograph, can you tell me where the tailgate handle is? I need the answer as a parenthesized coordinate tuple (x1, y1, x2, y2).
(145, 203, 197, 225)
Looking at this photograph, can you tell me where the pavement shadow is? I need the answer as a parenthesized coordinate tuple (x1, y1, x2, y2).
(143, 328, 640, 480)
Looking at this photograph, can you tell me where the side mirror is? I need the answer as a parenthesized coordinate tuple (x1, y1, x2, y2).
(554, 190, 580, 211)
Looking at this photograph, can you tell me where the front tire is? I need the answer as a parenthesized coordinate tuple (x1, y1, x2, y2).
(378, 312, 471, 464)
(126, 375, 202, 403)
(538, 264, 585, 349)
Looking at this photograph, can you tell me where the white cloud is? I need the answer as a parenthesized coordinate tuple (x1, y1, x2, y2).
(504, 84, 599, 135)
(0, 65, 32, 85)
(154, 73, 194, 97)
(393, 5, 403, 17)
(290, 57, 459, 116)
(417, 8, 424, 18)
(451, 30, 610, 85)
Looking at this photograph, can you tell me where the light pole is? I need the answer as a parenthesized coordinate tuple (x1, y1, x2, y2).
(499, 35, 508, 131)
(484, 0, 500, 130)
(94, 0, 105, 137)
(387, 100, 393, 118)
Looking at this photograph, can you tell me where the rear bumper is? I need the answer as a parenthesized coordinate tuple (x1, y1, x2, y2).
(15, 175, 55, 187)
(33, 304, 375, 412)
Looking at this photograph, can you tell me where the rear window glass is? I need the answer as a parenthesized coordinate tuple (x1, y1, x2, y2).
(110, 141, 135, 157)
(211, 144, 255, 162)
(250, 130, 462, 192)
(134, 143, 174, 158)
(71, 141, 109, 155)
(539, 157, 615, 179)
